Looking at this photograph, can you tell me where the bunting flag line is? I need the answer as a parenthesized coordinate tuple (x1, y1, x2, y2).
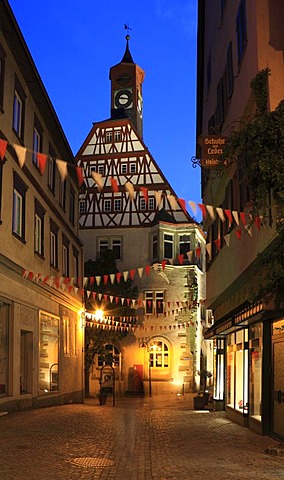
(2, 137, 263, 228)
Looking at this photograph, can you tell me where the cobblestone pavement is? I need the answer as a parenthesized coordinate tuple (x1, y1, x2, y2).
(0, 394, 283, 480)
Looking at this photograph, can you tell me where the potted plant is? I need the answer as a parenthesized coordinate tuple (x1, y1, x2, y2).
(97, 389, 108, 405)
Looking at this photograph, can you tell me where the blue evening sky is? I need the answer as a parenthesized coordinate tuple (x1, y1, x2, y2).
(8, 0, 201, 217)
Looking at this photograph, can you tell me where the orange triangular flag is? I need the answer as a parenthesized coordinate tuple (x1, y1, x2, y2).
(110, 177, 119, 192)
(140, 186, 148, 202)
(125, 182, 135, 200)
(91, 171, 103, 190)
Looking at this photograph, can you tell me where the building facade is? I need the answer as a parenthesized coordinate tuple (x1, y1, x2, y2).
(77, 37, 212, 397)
(196, 0, 284, 438)
(0, 0, 84, 412)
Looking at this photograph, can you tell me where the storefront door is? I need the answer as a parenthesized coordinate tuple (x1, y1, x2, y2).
(272, 326, 284, 439)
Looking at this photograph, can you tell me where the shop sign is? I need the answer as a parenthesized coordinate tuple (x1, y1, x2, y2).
(198, 135, 227, 168)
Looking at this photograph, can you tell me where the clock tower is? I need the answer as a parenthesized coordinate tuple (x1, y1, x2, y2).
(109, 35, 145, 137)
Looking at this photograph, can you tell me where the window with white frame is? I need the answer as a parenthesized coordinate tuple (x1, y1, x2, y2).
(62, 236, 69, 277)
(114, 198, 121, 211)
(50, 220, 58, 268)
(145, 291, 164, 314)
(79, 198, 86, 214)
(104, 199, 111, 212)
(149, 197, 155, 210)
(149, 341, 169, 368)
(32, 124, 42, 167)
(59, 180, 66, 209)
(152, 233, 158, 261)
(13, 89, 23, 138)
(98, 165, 105, 175)
(112, 238, 121, 259)
(48, 146, 56, 193)
(164, 233, 173, 259)
(121, 163, 127, 174)
(130, 163, 136, 173)
(179, 235, 191, 258)
(114, 130, 121, 141)
(105, 131, 112, 142)
(12, 172, 27, 240)
(140, 198, 146, 210)
(34, 199, 45, 256)
(98, 344, 120, 367)
(99, 239, 109, 256)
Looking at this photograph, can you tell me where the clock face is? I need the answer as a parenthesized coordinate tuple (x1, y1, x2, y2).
(114, 89, 133, 109)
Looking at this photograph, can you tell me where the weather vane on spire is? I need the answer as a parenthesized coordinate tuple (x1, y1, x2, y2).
(124, 23, 132, 38)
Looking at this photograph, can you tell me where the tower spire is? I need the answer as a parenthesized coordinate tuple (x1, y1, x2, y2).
(121, 25, 134, 63)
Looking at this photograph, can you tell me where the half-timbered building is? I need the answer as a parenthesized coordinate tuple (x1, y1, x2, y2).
(77, 36, 211, 397)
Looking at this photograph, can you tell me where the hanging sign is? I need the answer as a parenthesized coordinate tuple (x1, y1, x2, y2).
(198, 135, 227, 168)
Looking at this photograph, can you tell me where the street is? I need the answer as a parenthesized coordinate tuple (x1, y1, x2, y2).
(0, 394, 283, 480)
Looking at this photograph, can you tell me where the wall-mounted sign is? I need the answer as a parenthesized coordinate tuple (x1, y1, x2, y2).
(198, 135, 227, 168)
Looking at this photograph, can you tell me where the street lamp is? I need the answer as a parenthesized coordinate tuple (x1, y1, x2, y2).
(139, 341, 158, 397)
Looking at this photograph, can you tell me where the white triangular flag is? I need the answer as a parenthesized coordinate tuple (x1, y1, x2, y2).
(56, 159, 68, 181)
(14, 144, 27, 168)
(216, 207, 225, 222)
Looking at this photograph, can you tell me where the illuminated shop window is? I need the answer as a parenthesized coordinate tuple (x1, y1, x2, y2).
(149, 341, 169, 368)
(249, 323, 262, 421)
(39, 312, 59, 394)
(226, 329, 248, 412)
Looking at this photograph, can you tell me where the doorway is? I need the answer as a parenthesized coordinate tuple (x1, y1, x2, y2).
(20, 330, 33, 394)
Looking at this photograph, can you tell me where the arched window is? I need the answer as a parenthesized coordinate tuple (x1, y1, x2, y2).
(149, 341, 169, 368)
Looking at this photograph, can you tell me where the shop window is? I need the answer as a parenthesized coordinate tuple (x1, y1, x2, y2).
(149, 341, 169, 368)
(213, 338, 225, 401)
(12, 172, 27, 241)
(236, 0, 247, 65)
(20, 330, 33, 394)
(63, 317, 70, 355)
(0, 302, 9, 397)
(249, 323, 263, 421)
(226, 330, 248, 412)
(39, 312, 59, 394)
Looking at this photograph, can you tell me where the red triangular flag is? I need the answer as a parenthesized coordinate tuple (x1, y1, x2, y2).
(177, 254, 184, 265)
(76, 166, 84, 187)
(178, 198, 186, 213)
(145, 265, 151, 275)
(235, 228, 242, 239)
(0, 139, 8, 161)
(161, 260, 167, 270)
(110, 177, 119, 192)
(254, 216, 261, 231)
(130, 269, 136, 280)
(103, 275, 108, 285)
(225, 209, 233, 225)
(214, 239, 221, 251)
(116, 272, 122, 283)
(240, 212, 246, 225)
(37, 153, 47, 175)
(198, 203, 207, 218)
(195, 246, 201, 258)
(140, 186, 148, 202)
